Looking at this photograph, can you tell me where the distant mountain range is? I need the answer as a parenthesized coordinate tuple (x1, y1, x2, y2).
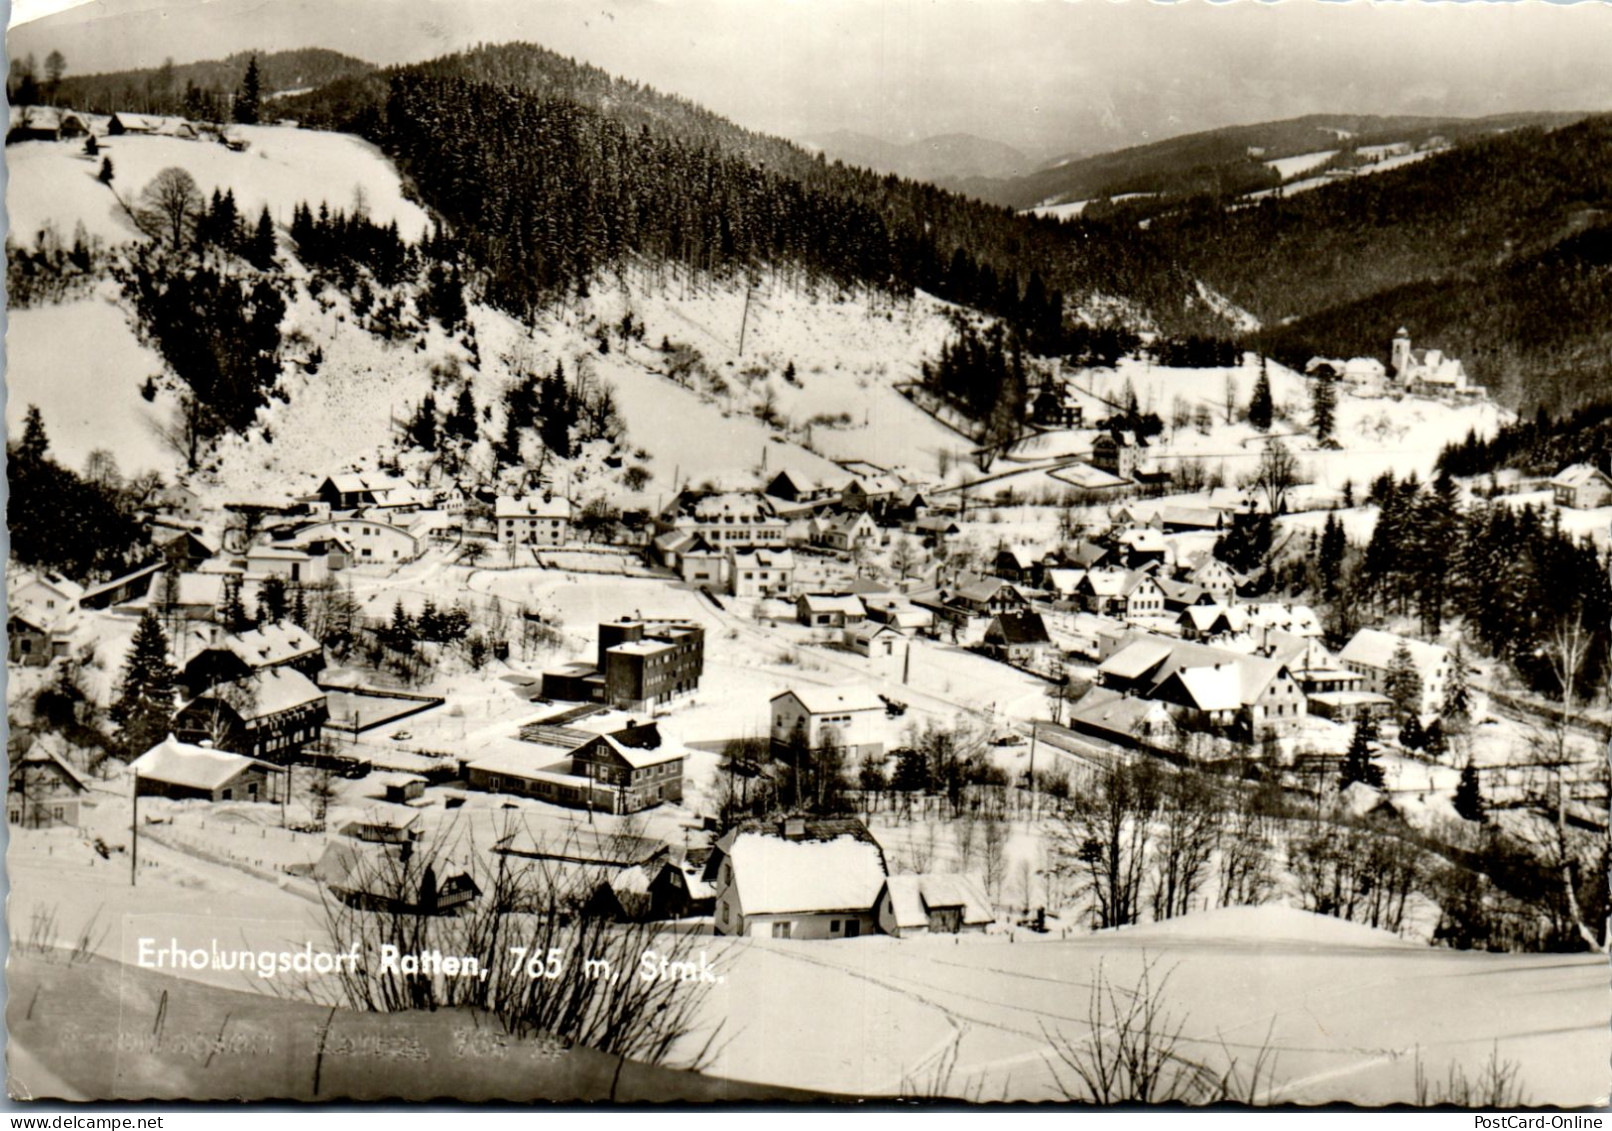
(10, 27, 1612, 413)
(798, 130, 1050, 184)
(966, 112, 1592, 212)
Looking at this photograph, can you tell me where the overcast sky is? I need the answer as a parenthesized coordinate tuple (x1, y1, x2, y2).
(9, 0, 1612, 154)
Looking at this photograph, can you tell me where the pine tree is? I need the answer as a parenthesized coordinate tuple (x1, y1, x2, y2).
(110, 610, 178, 759)
(1318, 512, 1346, 599)
(388, 599, 415, 654)
(1454, 760, 1486, 822)
(17, 405, 50, 465)
(1312, 369, 1337, 445)
(1442, 643, 1471, 722)
(407, 394, 439, 451)
(1339, 717, 1385, 790)
(1424, 717, 1447, 759)
(248, 207, 276, 269)
(257, 575, 288, 624)
(220, 575, 251, 634)
(290, 583, 308, 629)
(1248, 358, 1273, 432)
(1399, 713, 1426, 751)
(233, 54, 262, 125)
(1385, 641, 1424, 723)
(98, 156, 114, 184)
(446, 386, 478, 445)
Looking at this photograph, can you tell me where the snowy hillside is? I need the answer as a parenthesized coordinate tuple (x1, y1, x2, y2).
(6, 126, 430, 247)
(5, 123, 977, 501)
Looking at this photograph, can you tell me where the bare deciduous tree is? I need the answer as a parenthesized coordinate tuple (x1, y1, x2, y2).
(140, 166, 202, 249)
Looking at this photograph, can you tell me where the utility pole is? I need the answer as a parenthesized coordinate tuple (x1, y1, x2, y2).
(738, 284, 753, 356)
(1028, 721, 1038, 822)
(130, 769, 139, 886)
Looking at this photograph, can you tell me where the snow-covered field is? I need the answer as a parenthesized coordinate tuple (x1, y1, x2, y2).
(6, 127, 431, 249)
(1064, 355, 1509, 487)
(4, 294, 176, 475)
(1265, 150, 1338, 180)
(11, 811, 1603, 1105)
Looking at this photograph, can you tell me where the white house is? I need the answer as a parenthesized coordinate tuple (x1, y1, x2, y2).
(711, 818, 887, 939)
(1338, 628, 1452, 719)
(813, 510, 878, 552)
(844, 621, 909, 678)
(297, 519, 420, 566)
(495, 494, 572, 546)
(770, 686, 886, 759)
(1550, 464, 1612, 511)
(9, 574, 84, 621)
(797, 593, 866, 629)
(727, 547, 795, 599)
(876, 874, 994, 937)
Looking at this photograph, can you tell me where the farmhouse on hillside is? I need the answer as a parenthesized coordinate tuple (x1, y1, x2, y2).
(1550, 464, 1612, 510)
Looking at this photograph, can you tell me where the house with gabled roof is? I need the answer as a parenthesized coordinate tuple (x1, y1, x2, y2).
(171, 667, 329, 764)
(797, 592, 867, 629)
(1066, 686, 1179, 749)
(1098, 636, 1306, 735)
(728, 546, 795, 599)
(877, 874, 995, 937)
(1077, 568, 1165, 620)
(1337, 628, 1453, 719)
(709, 816, 888, 939)
(7, 741, 91, 827)
(771, 686, 887, 760)
(1186, 554, 1239, 604)
(131, 735, 286, 803)
(812, 509, 878, 552)
(182, 622, 324, 695)
(495, 494, 572, 546)
(467, 720, 684, 815)
(1156, 576, 1216, 613)
(1550, 464, 1612, 510)
(981, 610, 1053, 664)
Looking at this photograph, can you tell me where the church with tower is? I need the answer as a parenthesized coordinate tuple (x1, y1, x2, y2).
(1390, 328, 1480, 396)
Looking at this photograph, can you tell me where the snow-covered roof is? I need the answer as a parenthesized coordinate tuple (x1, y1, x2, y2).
(729, 547, 794, 569)
(1044, 568, 1088, 595)
(1099, 638, 1177, 680)
(248, 667, 326, 716)
(772, 685, 884, 715)
(1338, 629, 1449, 676)
(495, 494, 571, 520)
(845, 620, 902, 644)
(581, 732, 684, 770)
(1550, 463, 1612, 490)
(881, 873, 994, 929)
(131, 735, 273, 790)
(222, 622, 321, 667)
(728, 832, 887, 916)
(1164, 665, 1244, 712)
(799, 593, 866, 616)
(1244, 603, 1323, 637)
(1067, 687, 1174, 735)
(1115, 527, 1168, 552)
(10, 741, 91, 793)
(1181, 604, 1245, 633)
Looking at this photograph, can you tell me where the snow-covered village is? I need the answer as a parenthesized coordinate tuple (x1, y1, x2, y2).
(5, 0, 1611, 1110)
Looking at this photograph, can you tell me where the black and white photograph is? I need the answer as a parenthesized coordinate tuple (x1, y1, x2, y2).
(3, 0, 1610, 1108)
